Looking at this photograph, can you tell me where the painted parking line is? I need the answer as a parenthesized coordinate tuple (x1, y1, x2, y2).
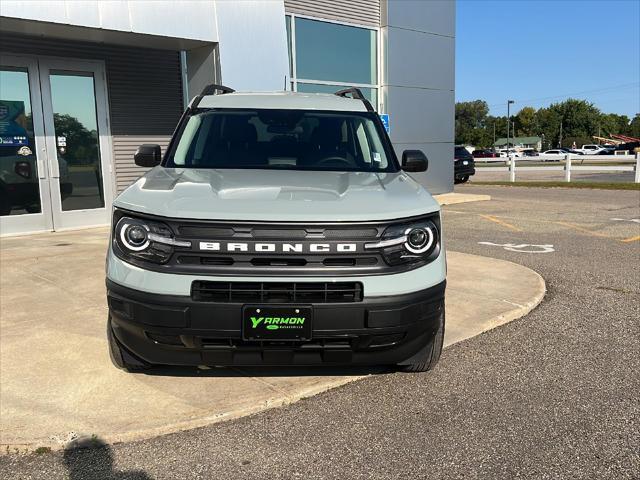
(553, 221, 614, 239)
(445, 208, 638, 243)
(478, 214, 523, 232)
(611, 218, 640, 224)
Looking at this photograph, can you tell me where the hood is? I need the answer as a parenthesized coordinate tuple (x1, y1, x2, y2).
(114, 168, 440, 222)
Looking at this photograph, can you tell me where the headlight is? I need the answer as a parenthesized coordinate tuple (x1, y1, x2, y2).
(405, 226, 434, 254)
(113, 213, 191, 264)
(365, 218, 440, 267)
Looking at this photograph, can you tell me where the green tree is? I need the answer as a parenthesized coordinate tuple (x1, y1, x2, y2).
(514, 107, 537, 136)
(598, 113, 631, 138)
(548, 98, 601, 146)
(455, 100, 492, 147)
(628, 114, 640, 139)
(456, 97, 635, 150)
(52, 113, 99, 166)
(487, 115, 507, 146)
(535, 107, 562, 148)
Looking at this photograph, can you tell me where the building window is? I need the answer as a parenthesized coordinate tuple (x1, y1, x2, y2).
(286, 15, 378, 107)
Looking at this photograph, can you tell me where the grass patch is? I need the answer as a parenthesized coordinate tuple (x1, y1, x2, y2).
(468, 181, 640, 190)
(34, 446, 51, 455)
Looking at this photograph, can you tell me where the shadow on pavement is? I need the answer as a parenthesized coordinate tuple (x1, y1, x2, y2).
(63, 437, 151, 480)
(139, 364, 392, 378)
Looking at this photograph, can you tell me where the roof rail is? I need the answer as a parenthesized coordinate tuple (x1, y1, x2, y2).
(334, 87, 374, 112)
(200, 84, 235, 96)
(191, 84, 235, 109)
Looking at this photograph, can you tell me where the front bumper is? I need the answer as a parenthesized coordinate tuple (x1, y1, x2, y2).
(454, 163, 476, 178)
(107, 279, 446, 367)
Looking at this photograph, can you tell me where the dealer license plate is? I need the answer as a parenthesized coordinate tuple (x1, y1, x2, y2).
(242, 305, 313, 341)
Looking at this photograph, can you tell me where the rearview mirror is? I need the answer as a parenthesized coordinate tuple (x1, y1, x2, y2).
(134, 144, 162, 167)
(402, 150, 428, 172)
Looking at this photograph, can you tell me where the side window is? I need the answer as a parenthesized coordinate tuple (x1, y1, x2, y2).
(363, 120, 387, 168)
(174, 115, 203, 165)
(355, 122, 372, 164)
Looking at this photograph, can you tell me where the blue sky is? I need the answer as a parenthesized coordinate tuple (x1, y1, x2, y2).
(456, 0, 640, 118)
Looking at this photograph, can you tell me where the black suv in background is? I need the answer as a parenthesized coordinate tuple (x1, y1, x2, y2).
(454, 146, 475, 184)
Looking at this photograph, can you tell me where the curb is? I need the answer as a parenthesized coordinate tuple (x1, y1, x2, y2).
(434, 192, 492, 205)
(444, 261, 546, 348)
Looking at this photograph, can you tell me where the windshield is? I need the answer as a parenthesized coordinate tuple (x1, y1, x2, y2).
(166, 109, 398, 172)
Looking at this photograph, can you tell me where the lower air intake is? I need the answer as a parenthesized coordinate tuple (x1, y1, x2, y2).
(191, 281, 363, 303)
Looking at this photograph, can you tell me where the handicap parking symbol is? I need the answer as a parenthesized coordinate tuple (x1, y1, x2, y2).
(479, 242, 555, 254)
(379, 114, 390, 133)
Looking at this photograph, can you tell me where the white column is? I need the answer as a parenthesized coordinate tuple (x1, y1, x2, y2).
(509, 155, 516, 182)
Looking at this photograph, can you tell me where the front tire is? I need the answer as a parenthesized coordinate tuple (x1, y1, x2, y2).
(398, 309, 445, 373)
(107, 316, 151, 372)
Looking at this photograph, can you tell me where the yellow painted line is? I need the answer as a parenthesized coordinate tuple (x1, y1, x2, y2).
(479, 214, 523, 232)
(553, 221, 613, 239)
(442, 209, 474, 215)
(621, 235, 640, 243)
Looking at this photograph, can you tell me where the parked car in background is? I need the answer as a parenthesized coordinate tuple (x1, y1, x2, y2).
(612, 142, 640, 154)
(521, 148, 539, 157)
(1, 147, 72, 215)
(577, 144, 605, 155)
(558, 147, 584, 155)
(597, 146, 617, 155)
(497, 149, 522, 158)
(454, 146, 475, 184)
(540, 149, 567, 161)
(472, 149, 498, 158)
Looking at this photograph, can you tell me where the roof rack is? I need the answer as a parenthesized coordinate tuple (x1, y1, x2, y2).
(334, 87, 375, 112)
(191, 83, 235, 108)
(200, 84, 235, 95)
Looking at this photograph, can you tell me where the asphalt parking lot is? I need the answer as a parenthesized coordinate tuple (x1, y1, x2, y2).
(2, 185, 639, 479)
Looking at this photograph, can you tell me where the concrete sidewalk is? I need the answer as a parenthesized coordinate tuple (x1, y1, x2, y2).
(0, 227, 544, 452)
(434, 192, 491, 205)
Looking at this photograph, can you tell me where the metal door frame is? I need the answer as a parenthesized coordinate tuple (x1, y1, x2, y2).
(0, 53, 54, 235)
(38, 56, 114, 231)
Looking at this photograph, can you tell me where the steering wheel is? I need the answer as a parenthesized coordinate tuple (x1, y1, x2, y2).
(316, 156, 352, 167)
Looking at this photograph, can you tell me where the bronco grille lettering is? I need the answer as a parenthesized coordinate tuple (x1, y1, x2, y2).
(197, 241, 359, 253)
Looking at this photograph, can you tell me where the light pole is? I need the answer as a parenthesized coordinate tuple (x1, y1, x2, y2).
(558, 120, 563, 148)
(507, 99, 515, 152)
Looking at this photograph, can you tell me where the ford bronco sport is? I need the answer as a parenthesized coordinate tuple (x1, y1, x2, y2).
(106, 85, 446, 373)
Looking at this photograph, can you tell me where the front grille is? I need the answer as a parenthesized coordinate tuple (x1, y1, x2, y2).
(191, 281, 363, 303)
(177, 224, 382, 240)
(115, 213, 440, 277)
(166, 220, 390, 276)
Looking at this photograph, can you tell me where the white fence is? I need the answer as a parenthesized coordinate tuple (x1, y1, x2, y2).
(476, 153, 640, 183)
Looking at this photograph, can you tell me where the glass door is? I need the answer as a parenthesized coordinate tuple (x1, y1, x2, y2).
(38, 58, 113, 231)
(0, 54, 53, 235)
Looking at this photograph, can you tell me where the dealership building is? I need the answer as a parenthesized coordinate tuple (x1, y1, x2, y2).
(0, 0, 455, 235)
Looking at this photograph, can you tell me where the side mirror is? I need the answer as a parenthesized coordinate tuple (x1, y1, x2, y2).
(402, 150, 428, 172)
(134, 144, 162, 167)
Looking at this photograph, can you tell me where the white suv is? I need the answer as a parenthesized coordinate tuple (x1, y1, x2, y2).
(106, 85, 446, 373)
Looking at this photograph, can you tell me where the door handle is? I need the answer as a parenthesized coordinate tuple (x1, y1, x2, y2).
(47, 144, 60, 179)
(38, 147, 47, 179)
